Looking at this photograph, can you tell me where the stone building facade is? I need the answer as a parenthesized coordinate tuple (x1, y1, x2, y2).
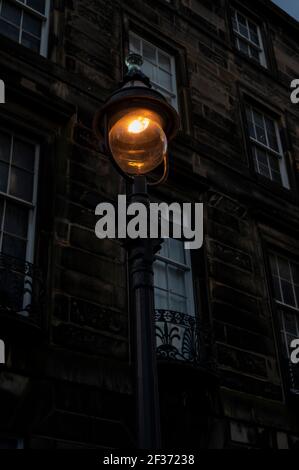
(0, 0, 298, 449)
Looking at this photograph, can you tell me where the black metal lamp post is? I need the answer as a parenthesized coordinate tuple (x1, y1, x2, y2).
(93, 54, 180, 449)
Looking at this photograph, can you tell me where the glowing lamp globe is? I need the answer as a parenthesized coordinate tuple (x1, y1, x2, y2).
(93, 53, 180, 179)
(109, 109, 167, 175)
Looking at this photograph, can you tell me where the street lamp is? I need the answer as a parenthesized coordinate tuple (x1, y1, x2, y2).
(93, 53, 180, 449)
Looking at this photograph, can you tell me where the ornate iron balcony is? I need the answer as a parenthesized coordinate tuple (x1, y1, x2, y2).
(0, 253, 44, 327)
(155, 309, 210, 365)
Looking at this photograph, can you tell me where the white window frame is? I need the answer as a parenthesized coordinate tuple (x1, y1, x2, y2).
(129, 31, 178, 109)
(269, 252, 299, 393)
(232, 9, 267, 68)
(154, 238, 195, 316)
(0, 0, 51, 57)
(246, 105, 289, 189)
(0, 129, 40, 265)
(270, 253, 299, 312)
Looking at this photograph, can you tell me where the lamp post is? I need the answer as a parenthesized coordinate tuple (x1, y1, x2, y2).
(93, 54, 180, 449)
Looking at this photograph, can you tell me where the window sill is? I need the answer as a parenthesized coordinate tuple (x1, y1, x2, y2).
(233, 47, 277, 81)
(254, 173, 297, 204)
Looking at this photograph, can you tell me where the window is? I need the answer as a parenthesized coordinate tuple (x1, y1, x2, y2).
(154, 238, 195, 315)
(0, 129, 39, 263)
(269, 252, 299, 391)
(129, 32, 178, 109)
(0, 0, 50, 56)
(245, 105, 289, 188)
(232, 10, 266, 67)
(270, 253, 299, 312)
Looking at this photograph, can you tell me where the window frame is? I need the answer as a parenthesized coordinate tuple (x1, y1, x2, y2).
(267, 249, 299, 394)
(269, 252, 299, 312)
(245, 104, 290, 189)
(154, 238, 196, 316)
(0, 0, 51, 57)
(0, 128, 40, 265)
(129, 31, 178, 110)
(231, 8, 267, 68)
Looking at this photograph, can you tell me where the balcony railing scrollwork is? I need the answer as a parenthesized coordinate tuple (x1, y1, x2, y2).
(155, 309, 214, 369)
(0, 253, 44, 328)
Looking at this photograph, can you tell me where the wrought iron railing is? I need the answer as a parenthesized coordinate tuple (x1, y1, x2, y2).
(0, 253, 44, 327)
(155, 309, 211, 366)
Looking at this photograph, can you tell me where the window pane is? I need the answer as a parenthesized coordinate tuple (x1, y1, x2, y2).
(258, 163, 270, 178)
(12, 139, 35, 172)
(168, 265, 185, 296)
(238, 38, 249, 55)
(254, 121, 267, 145)
(129, 34, 141, 54)
(248, 21, 259, 45)
(23, 13, 41, 37)
(142, 60, 155, 82)
(278, 257, 291, 281)
(281, 280, 296, 307)
(2, 233, 27, 259)
(154, 260, 167, 290)
(250, 46, 260, 62)
(170, 293, 187, 314)
(143, 42, 156, 63)
(4, 201, 28, 238)
(1, 1, 22, 26)
(9, 167, 33, 202)
(269, 155, 281, 183)
(256, 147, 268, 167)
(272, 276, 282, 301)
(237, 13, 248, 38)
(237, 12, 247, 26)
(0, 18, 19, 41)
(21, 32, 40, 52)
(0, 131, 11, 163)
(155, 288, 168, 310)
(265, 118, 279, 151)
(239, 23, 249, 38)
(168, 239, 185, 264)
(158, 69, 172, 91)
(158, 52, 171, 72)
(269, 154, 280, 173)
(0, 162, 9, 193)
(253, 110, 264, 128)
(269, 254, 278, 276)
(158, 240, 168, 258)
(247, 115, 256, 139)
(27, 0, 46, 14)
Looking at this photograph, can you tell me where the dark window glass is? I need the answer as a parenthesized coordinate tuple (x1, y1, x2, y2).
(27, 0, 46, 14)
(12, 139, 35, 172)
(9, 167, 33, 202)
(1, 1, 22, 26)
(0, 18, 19, 41)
